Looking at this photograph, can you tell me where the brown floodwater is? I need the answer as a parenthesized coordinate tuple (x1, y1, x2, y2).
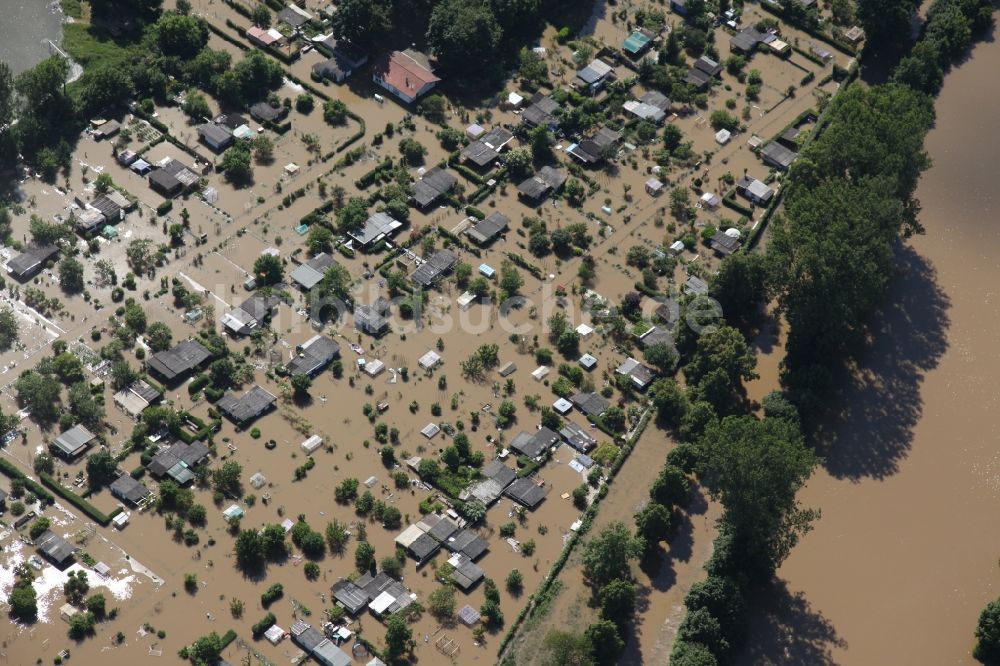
(744, 27, 1000, 665)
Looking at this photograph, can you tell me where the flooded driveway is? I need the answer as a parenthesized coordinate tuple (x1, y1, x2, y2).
(744, 29, 1000, 665)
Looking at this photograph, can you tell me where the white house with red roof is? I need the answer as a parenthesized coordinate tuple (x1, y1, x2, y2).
(371, 50, 440, 104)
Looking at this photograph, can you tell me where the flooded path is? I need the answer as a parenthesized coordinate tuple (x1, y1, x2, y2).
(745, 24, 1000, 665)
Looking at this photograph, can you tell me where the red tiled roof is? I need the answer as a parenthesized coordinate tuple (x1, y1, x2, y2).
(373, 51, 440, 95)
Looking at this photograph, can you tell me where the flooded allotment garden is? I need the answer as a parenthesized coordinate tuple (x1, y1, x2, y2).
(0, 0, 862, 663)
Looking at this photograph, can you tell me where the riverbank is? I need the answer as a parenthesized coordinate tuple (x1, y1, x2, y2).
(746, 17, 1000, 664)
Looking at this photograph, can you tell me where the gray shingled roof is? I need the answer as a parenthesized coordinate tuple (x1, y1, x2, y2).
(444, 528, 489, 560)
(504, 477, 547, 508)
(110, 474, 151, 505)
(290, 253, 336, 291)
(411, 249, 458, 287)
(217, 386, 277, 424)
(331, 579, 370, 615)
(412, 167, 457, 208)
(286, 334, 340, 376)
(7, 244, 59, 279)
(148, 339, 212, 381)
(348, 212, 401, 247)
(760, 141, 798, 170)
(466, 212, 509, 244)
(571, 391, 609, 417)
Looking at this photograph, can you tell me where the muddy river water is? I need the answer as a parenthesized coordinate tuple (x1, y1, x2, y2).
(745, 25, 1000, 665)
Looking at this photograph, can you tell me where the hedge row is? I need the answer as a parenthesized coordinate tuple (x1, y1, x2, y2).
(505, 252, 545, 281)
(39, 473, 113, 526)
(722, 190, 754, 217)
(0, 458, 55, 505)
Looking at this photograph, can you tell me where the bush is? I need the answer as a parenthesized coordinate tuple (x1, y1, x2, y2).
(260, 583, 283, 608)
(251, 612, 277, 638)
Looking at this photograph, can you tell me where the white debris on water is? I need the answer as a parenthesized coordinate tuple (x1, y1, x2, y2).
(0, 538, 137, 625)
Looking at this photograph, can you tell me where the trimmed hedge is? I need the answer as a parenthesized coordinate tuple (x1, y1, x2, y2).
(0, 458, 54, 505)
(39, 473, 112, 526)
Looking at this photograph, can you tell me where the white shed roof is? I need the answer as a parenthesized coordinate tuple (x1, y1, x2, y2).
(419, 350, 441, 369)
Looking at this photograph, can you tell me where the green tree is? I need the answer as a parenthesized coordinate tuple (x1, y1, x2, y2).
(581, 522, 641, 588)
(69, 381, 104, 430)
(29, 215, 72, 245)
(234, 528, 265, 569)
(529, 124, 554, 162)
(307, 225, 334, 255)
(86, 451, 117, 489)
(253, 254, 283, 286)
(17, 371, 61, 424)
(355, 541, 375, 572)
(599, 579, 637, 628)
(58, 257, 84, 294)
(398, 138, 427, 166)
(427, 0, 502, 79)
(146, 322, 173, 352)
(212, 460, 243, 496)
(684, 326, 758, 387)
(504, 147, 533, 180)
(506, 569, 523, 592)
(518, 46, 548, 84)
(64, 570, 90, 605)
(684, 575, 746, 642)
(974, 598, 1000, 664)
(9, 580, 38, 622)
(330, 0, 392, 49)
(710, 251, 769, 332)
(696, 415, 818, 574)
(499, 261, 523, 297)
(250, 3, 270, 26)
(585, 620, 625, 665)
(68, 611, 96, 639)
(670, 638, 720, 665)
(220, 144, 252, 183)
(0, 306, 18, 350)
(384, 613, 413, 660)
(420, 94, 447, 123)
(676, 608, 728, 657)
(650, 463, 690, 507)
(29, 517, 51, 540)
(188, 631, 223, 665)
(428, 584, 456, 618)
(323, 99, 349, 126)
(856, 0, 920, 50)
(541, 630, 595, 666)
(336, 197, 368, 233)
(261, 523, 288, 559)
(252, 134, 274, 163)
(291, 373, 312, 396)
(634, 503, 672, 553)
(154, 13, 209, 58)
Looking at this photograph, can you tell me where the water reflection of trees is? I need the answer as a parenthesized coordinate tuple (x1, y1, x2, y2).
(738, 579, 846, 665)
(811, 245, 950, 480)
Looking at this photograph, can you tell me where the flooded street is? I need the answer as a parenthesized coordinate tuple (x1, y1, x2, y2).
(746, 25, 1000, 665)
